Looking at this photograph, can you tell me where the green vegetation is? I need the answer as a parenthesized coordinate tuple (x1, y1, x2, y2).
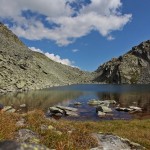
(0, 110, 150, 150)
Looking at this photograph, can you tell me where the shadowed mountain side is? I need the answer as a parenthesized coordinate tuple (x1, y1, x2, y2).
(94, 40, 150, 84)
(0, 23, 95, 93)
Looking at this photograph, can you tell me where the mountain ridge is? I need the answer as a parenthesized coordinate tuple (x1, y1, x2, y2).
(0, 23, 95, 93)
(94, 40, 150, 84)
(0, 22, 150, 93)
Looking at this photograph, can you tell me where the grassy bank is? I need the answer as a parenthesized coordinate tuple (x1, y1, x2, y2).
(0, 110, 150, 150)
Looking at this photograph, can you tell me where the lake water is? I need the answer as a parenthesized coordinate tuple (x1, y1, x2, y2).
(0, 84, 150, 120)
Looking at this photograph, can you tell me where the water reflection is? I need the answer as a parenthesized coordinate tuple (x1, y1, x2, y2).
(0, 84, 149, 120)
(0, 89, 83, 111)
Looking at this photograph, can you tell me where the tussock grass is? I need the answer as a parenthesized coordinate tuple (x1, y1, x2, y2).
(0, 112, 19, 140)
(0, 110, 150, 150)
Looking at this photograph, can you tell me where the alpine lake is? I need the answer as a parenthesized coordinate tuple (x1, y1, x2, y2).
(0, 84, 150, 121)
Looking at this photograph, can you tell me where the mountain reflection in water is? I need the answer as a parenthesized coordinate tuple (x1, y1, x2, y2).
(0, 84, 150, 120)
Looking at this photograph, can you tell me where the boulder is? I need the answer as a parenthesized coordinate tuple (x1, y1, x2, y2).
(96, 106, 112, 113)
(101, 106, 112, 113)
(56, 105, 78, 112)
(97, 111, 106, 117)
(16, 129, 40, 144)
(49, 107, 64, 114)
(2, 106, 16, 113)
(65, 110, 79, 117)
(16, 80, 26, 89)
(91, 133, 145, 150)
(129, 106, 142, 111)
(0, 141, 51, 150)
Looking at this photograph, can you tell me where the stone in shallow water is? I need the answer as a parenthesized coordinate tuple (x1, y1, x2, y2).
(74, 102, 82, 105)
(101, 106, 112, 113)
(97, 111, 106, 117)
(56, 105, 78, 112)
(91, 133, 145, 150)
(65, 110, 79, 117)
(88, 99, 116, 106)
(49, 107, 64, 114)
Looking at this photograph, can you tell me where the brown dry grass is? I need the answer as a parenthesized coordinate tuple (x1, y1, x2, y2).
(0, 110, 150, 150)
(0, 112, 19, 140)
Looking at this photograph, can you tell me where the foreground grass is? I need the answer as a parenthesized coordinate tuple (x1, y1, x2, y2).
(0, 110, 150, 150)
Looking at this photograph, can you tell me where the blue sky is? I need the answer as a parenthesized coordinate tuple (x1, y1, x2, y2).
(0, 0, 150, 71)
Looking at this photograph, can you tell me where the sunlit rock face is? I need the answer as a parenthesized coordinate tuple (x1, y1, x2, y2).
(94, 40, 150, 84)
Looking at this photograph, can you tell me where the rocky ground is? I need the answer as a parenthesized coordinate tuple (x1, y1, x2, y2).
(0, 107, 149, 150)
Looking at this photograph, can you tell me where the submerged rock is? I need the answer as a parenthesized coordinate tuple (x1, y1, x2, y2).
(88, 99, 116, 106)
(91, 133, 145, 150)
(74, 102, 82, 105)
(88, 100, 102, 105)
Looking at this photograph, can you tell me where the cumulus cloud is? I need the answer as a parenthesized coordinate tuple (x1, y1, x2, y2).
(29, 47, 74, 66)
(0, 0, 132, 46)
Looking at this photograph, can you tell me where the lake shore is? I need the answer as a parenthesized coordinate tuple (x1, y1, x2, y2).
(0, 109, 149, 150)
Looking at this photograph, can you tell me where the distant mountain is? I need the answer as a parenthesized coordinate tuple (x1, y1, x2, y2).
(0, 22, 94, 93)
(94, 40, 150, 84)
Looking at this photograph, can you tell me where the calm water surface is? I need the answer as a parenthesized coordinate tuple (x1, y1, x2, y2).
(0, 84, 150, 120)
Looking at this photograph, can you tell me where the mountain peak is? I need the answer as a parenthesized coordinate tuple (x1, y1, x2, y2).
(94, 40, 150, 84)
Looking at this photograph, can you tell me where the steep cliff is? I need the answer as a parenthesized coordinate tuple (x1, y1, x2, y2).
(0, 23, 94, 93)
(94, 40, 150, 84)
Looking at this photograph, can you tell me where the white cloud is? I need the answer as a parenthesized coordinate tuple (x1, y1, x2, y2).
(29, 46, 43, 53)
(0, 0, 132, 46)
(72, 49, 79, 53)
(29, 47, 74, 66)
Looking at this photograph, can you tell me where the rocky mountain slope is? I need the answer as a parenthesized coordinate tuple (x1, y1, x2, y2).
(0, 22, 94, 93)
(94, 40, 150, 84)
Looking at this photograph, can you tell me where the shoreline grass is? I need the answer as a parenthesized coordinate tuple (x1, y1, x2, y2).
(0, 110, 150, 150)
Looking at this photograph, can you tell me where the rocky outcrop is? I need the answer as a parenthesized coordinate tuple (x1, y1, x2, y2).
(0, 23, 94, 93)
(91, 133, 145, 150)
(94, 40, 150, 84)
